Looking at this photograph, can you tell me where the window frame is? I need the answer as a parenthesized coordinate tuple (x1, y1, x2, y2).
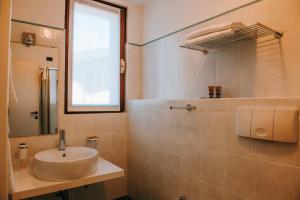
(65, 0, 127, 114)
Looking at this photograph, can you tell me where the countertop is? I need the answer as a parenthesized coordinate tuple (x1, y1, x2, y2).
(11, 157, 124, 200)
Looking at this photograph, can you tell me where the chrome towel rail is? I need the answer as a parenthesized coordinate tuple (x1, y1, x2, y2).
(170, 104, 196, 112)
(39, 67, 59, 71)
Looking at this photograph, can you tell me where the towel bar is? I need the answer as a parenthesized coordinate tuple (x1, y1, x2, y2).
(170, 104, 196, 112)
(180, 23, 283, 53)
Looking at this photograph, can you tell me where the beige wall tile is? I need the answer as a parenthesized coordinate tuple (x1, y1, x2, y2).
(68, 133, 89, 147)
(127, 0, 300, 195)
(162, 167, 180, 200)
(130, 132, 148, 159)
(199, 181, 223, 200)
(255, 140, 295, 165)
(150, 111, 164, 137)
(267, 0, 300, 32)
(143, 39, 166, 99)
(200, 147, 225, 187)
(141, 160, 159, 196)
(160, 139, 181, 172)
(69, 115, 96, 135)
(254, 99, 277, 109)
(94, 115, 110, 133)
(162, 111, 181, 141)
(141, 135, 160, 162)
(223, 192, 247, 200)
(294, 99, 300, 110)
(147, 164, 164, 199)
(165, 33, 181, 99)
(126, 45, 143, 100)
(180, 112, 201, 145)
(239, 40, 269, 98)
(254, 98, 295, 109)
(179, 143, 201, 179)
(128, 99, 299, 200)
(98, 131, 113, 158)
(128, 111, 151, 135)
(216, 45, 241, 98)
(179, 176, 199, 200)
(111, 113, 128, 132)
(180, 50, 216, 99)
(293, 131, 300, 167)
(254, 159, 293, 200)
(225, 114, 255, 156)
(293, 167, 300, 200)
(140, 0, 300, 100)
(179, 48, 206, 98)
(127, 100, 153, 111)
(201, 113, 226, 150)
(111, 131, 127, 156)
(142, 3, 300, 100)
(200, 99, 226, 113)
(224, 153, 254, 199)
(272, 99, 295, 109)
(225, 98, 256, 114)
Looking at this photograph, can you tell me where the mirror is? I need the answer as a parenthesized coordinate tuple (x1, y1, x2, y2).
(9, 21, 63, 137)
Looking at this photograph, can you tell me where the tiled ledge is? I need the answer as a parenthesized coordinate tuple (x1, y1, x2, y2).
(127, 98, 299, 113)
(11, 157, 124, 200)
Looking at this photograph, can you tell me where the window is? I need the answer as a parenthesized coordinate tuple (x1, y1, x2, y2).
(65, 0, 126, 113)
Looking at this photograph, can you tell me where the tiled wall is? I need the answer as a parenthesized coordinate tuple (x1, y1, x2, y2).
(128, 98, 300, 200)
(142, 0, 300, 99)
(10, 113, 129, 200)
(9, 21, 143, 200)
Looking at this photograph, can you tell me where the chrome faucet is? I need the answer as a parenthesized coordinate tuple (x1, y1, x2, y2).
(58, 129, 66, 151)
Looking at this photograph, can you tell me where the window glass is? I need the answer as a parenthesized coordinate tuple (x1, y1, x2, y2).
(71, 1, 120, 107)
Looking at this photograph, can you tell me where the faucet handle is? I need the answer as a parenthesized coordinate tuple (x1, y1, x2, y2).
(58, 129, 66, 151)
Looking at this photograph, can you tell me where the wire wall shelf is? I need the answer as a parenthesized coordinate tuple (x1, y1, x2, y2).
(180, 23, 283, 54)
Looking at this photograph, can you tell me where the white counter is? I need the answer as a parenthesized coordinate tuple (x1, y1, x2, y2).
(11, 157, 124, 200)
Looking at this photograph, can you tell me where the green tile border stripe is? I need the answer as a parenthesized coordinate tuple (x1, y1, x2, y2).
(127, 42, 144, 47)
(11, 0, 262, 47)
(11, 19, 65, 31)
(129, 0, 262, 47)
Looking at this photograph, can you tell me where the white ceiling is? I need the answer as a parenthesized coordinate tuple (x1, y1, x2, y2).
(127, 0, 149, 5)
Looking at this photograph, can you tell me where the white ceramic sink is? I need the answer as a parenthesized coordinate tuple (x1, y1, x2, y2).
(33, 147, 98, 182)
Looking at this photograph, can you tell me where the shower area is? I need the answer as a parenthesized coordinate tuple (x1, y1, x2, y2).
(127, 98, 300, 200)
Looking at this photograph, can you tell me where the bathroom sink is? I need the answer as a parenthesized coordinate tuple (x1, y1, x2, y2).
(33, 147, 98, 182)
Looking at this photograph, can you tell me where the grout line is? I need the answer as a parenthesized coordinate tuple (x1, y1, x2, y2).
(198, 179, 249, 200)
(238, 43, 242, 98)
